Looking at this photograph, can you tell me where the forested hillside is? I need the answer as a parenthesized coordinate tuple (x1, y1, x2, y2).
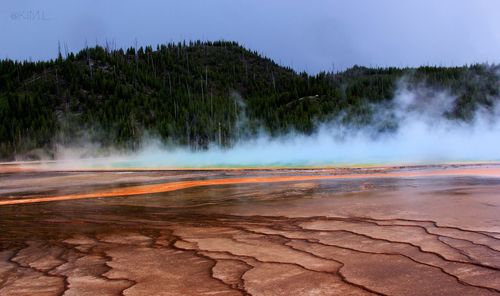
(0, 40, 499, 160)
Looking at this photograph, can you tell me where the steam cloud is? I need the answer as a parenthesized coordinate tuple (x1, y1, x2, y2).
(46, 79, 500, 169)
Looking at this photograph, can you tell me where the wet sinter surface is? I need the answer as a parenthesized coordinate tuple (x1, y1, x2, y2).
(0, 165, 499, 295)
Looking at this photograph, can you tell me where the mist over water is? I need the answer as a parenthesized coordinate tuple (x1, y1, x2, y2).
(49, 81, 500, 169)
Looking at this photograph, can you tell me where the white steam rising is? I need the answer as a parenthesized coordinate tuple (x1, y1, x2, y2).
(50, 81, 500, 169)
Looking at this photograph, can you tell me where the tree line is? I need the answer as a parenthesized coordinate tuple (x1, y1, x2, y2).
(0, 40, 498, 160)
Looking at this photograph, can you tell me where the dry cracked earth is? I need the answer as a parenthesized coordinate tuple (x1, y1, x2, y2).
(0, 164, 499, 295)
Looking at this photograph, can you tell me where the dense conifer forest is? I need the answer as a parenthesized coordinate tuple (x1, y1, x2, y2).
(0, 40, 499, 160)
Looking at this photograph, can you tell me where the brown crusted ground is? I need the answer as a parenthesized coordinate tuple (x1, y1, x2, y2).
(0, 164, 499, 295)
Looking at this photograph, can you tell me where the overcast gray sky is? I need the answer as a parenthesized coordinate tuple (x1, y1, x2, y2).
(2, 0, 500, 73)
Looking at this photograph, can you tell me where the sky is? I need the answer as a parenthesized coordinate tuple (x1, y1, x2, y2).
(1, 0, 500, 73)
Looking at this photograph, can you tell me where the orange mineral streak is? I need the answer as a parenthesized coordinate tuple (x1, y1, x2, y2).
(2, 167, 500, 206)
